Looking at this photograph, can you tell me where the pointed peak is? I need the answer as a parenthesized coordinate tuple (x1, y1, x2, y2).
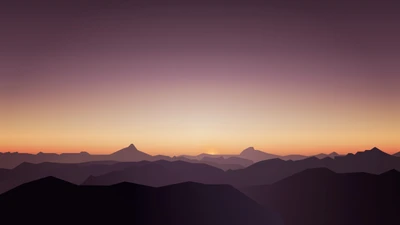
(371, 147, 381, 151)
(129, 144, 135, 148)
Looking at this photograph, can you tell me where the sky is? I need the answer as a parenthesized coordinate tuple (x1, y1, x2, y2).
(1, 0, 399, 156)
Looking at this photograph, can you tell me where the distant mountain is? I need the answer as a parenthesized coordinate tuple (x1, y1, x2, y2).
(0, 177, 283, 225)
(239, 147, 279, 162)
(280, 154, 308, 161)
(110, 144, 152, 161)
(172, 156, 245, 170)
(314, 152, 340, 159)
(0, 144, 245, 170)
(182, 147, 310, 162)
(241, 168, 400, 225)
(393, 152, 400, 157)
(201, 156, 254, 167)
(83, 160, 226, 187)
(180, 153, 237, 160)
(225, 147, 400, 186)
(2, 147, 397, 193)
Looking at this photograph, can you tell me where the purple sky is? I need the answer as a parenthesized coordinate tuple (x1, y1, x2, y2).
(1, 0, 400, 155)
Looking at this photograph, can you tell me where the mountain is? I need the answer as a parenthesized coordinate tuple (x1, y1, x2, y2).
(280, 154, 308, 161)
(201, 156, 254, 167)
(225, 147, 400, 187)
(0, 161, 138, 194)
(393, 152, 400, 157)
(109, 143, 152, 161)
(0, 144, 245, 170)
(239, 147, 279, 162)
(83, 160, 226, 187)
(241, 168, 400, 225)
(180, 153, 237, 160)
(171, 156, 244, 170)
(314, 152, 340, 159)
(0, 177, 283, 225)
(3, 146, 397, 193)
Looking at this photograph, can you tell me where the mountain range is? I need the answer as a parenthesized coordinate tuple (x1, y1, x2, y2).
(1, 146, 398, 194)
(0, 177, 283, 225)
(241, 168, 400, 225)
(0, 145, 399, 225)
(0, 143, 350, 170)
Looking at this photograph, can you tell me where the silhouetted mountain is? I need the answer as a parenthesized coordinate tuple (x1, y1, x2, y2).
(314, 151, 340, 159)
(393, 151, 400, 157)
(201, 156, 253, 167)
(241, 168, 400, 225)
(239, 147, 279, 162)
(0, 161, 136, 194)
(280, 154, 308, 161)
(110, 143, 152, 161)
(183, 148, 310, 161)
(0, 144, 246, 170)
(0, 177, 283, 225)
(173, 156, 244, 170)
(83, 160, 226, 187)
(3, 146, 397, 193)
(225, 147, 400, 186)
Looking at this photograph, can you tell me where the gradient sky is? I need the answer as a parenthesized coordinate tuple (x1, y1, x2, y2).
(1, 0, 399, 156)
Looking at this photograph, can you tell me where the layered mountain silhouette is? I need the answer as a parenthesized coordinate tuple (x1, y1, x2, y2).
(83, 160, 225, 186)
(0, 177, 283, 225)
(2, 147, 398, 194)
(0, 160, 138, 194)
(393, 151, 400, 157)
(0, 144, 247, 170)
(241, 168, 400, 225)
(173, 156, 250, 170)
(224, 147, 400, 186)
(314, 151, 340, 159)
(201, 156, 254, 167)
(181, 146, 331, 162)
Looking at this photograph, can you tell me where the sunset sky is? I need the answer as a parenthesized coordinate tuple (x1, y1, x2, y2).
(1, 0, 399, 156)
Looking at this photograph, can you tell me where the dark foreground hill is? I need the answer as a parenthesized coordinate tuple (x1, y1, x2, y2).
(0, 177, 283, 225)
(241, 168, 400, 225)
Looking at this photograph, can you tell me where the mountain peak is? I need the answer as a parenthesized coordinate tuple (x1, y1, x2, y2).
(242, 147, 255, 152)
(370, 147, 381, 152)
(110, 144, 151, 160)
(354, 147, 390, 157)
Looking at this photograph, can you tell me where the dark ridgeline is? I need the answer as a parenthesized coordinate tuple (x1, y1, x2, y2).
(313, 152, 339, 159)
(201, 156, 254, 167)
(0, 144, 152, 169)
(241, 168, 400, 225)
(83, 160, 225, 186)
(0, 177, 283, 225)
(0, 160, 226, 194)
(0, 161, 137, 194)
(224, 147, 400, 187)
(393, 152, 400, 157)
(173, 156, 248, 170)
